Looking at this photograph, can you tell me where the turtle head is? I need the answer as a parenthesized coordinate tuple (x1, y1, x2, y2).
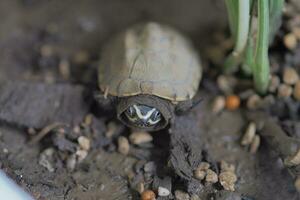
(117, 96, 174, 131)
(124, 104, 162, 128)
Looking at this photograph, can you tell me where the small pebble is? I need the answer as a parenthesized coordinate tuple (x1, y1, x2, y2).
(3, 148, 8, 154)
(129, 131, 153, 145)
(212, 96, 226, 113)
(197, 162, 210, 170)
(39, 148, 55, 172)
(225, 95, 240, 110)
(190, 194, 201, 200)
(268, 75, 280, 92)
(66, 154, 77, 171)
(205, 169, 218, 183)
(205, 46, 225, 64)
(59, 59, 70, 80)
(105, 122, 118, 138)
(217, 75, 237, 94)
(261, 95, 276, 107)
(76, 149, 88, 162)
(127, 171, 135, 180)
(73, 50, 89, 64)
(40, 44, 54, 57)
(117, 136, 130, 155)
(77, 136, 91, 151)
(294, 177, 300, 192)
(277, 84, 293, 97)
(241, 122, 256, 146)
(293, 81, 300, 101)
(250, 135, 261, 154)
(292, 27, 300, 40)
(137, 182, 145, 194)
(46, 22, 59, 34)
(284, 33, 298, 50)
(283, 67, 299, 85)
(194, 169, 206, 180)
(144, 161, 156, 173)
(174, 190, 190, 200)
(27, 128, 36, 135)
(284, 149, 300, 167)
(73, 126, 81, 134)
(220, 160, 236, 173)
(158, 186, 170, 197)
(246, 94, 262, 110)
(141, 190, 156, 200)
(219, 171, 237, 191)
(83, 114, 93, 126)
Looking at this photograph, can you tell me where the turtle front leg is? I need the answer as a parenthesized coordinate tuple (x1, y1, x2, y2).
(93, 90, 117, 114)
(175, 95, 203, 115)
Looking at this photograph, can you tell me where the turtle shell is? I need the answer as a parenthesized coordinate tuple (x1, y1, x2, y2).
(98, 22, 202, 103)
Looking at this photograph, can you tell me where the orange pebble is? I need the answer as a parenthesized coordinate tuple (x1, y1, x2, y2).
(225, 95, 240, 110)
(141, 190, 156, 200)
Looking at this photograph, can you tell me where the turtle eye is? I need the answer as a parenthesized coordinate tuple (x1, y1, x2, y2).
(151, 110, 161, 121)
(126, 106, 135, 117)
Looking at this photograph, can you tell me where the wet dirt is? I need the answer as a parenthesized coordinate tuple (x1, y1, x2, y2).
(0, 0, 299, 200)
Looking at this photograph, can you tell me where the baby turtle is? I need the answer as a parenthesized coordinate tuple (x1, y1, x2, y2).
(97, 22, 202, 131)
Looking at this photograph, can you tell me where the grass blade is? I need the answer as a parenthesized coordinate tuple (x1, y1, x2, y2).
(224, 0, 250, 73)
(253, 0, 270, 94)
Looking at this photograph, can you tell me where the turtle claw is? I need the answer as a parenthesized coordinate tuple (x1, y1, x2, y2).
(93, 90, 116, 111)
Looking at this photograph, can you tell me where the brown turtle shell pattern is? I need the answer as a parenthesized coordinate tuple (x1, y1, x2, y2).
(98, 22, 202, 103)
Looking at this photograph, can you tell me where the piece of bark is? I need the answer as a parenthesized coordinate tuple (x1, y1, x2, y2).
(169, 112, 203, 184)
(0, 81, 91, 129)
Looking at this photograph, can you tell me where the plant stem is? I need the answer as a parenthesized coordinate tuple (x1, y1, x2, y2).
(269, 0, 284, 43)
(224, 0, 250, 73)
(253, 0, 270, 94)
(225, 0, 238, 42)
